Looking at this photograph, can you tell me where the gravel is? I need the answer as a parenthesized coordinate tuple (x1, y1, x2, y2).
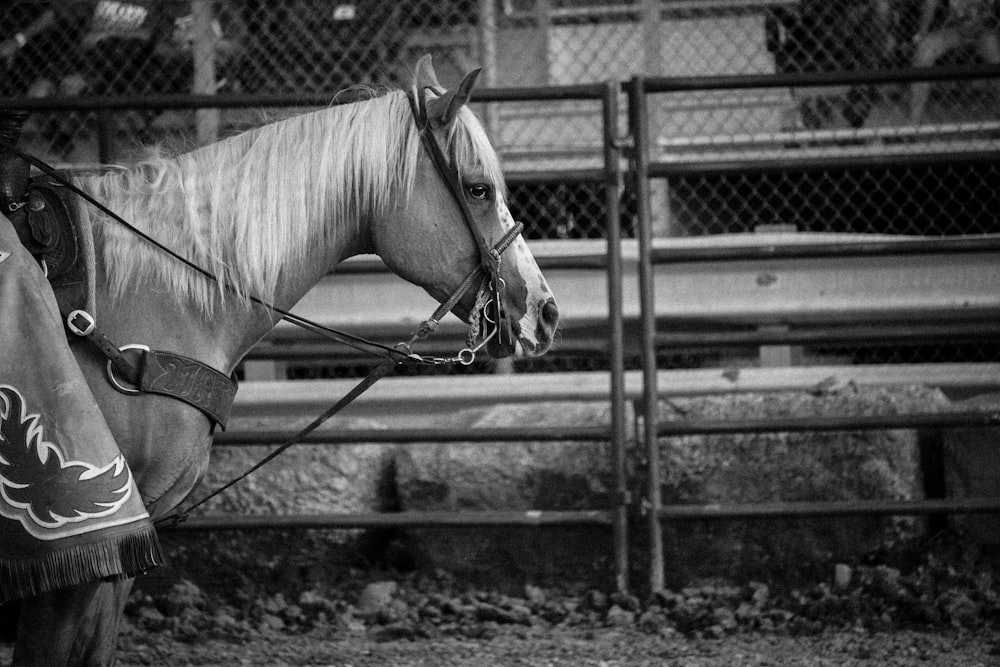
(1, 530, 997, 665)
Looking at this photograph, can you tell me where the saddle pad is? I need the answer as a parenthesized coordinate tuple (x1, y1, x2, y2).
(0, 214, 161, 603)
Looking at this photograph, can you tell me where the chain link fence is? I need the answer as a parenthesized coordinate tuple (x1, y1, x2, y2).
(2, 0, 997, 370)
(3, 0, 997, 238)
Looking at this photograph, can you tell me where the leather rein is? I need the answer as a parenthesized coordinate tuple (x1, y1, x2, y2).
(153, 90, 523, 527)
(3, 89, 523, 528)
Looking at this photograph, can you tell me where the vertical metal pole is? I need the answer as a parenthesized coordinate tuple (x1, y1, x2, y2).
(641, 0, 660, 75)
(192, 0, 219, 146)
(628, 75, 664, 594)
(478, 0, 509, 375)
(477, 0, 499, 136)
(602, 80, 628, 595)
(536, 0, 552, 83)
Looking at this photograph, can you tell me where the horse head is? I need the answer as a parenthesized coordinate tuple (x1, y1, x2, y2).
(371, 55, 559, 359)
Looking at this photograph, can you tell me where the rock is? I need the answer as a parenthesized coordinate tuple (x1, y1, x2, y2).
(358, 581, 399, 616)
(191, 415, 397, 544)
(397, 402, 617, 512)
(586, 590, 609, 611)
(638, 608, 665, 632)
(656, 386, 950, 583)
(524, 584, 546, 607)
(834, 563, 852, 589)
(259, 613, 285, 632)
(394, 401, 623, 584)
(370, 622, 419, 642)
(162, 580, 204, 616)
(136, 606, 166, 630)
(605, 605, 635, 627)
(939, 590, 980, 627)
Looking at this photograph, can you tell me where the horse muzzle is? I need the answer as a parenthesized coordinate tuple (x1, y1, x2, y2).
(503, 297, 558, 359)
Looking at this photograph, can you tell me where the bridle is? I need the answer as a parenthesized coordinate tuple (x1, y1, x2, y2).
(407, 84, 521, 358)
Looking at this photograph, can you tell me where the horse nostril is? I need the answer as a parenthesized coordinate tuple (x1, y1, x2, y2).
(540, 299, 559, 328)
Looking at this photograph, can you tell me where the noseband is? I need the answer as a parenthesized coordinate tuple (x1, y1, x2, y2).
(407, 87, 522, 359)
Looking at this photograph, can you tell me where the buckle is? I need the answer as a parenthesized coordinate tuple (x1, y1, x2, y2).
(66, 309, 96, 336)
(107, 344, 149, 395)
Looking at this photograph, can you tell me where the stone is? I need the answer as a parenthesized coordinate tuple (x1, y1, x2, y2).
(655, 386, 949, 584)
(358, 580, 399, 616)
(191, 414, 398, 544)
(393, 401, 623, 586)
(834, 563, 852, 589)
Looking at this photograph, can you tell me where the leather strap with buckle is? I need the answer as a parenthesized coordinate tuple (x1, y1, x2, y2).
(63, 302, 238, 430)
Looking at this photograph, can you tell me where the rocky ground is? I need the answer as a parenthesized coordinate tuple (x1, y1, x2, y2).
(3, 530, 998, 666)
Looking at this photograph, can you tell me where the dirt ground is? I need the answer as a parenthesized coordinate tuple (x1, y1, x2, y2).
(3, 625, 995, 666)
(131, 628, 1000, 667)
(2, 529, 998, 666)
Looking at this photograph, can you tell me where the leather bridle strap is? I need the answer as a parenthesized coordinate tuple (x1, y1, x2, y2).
(408, 89, 503, 281)
(407, 88, 520, 351)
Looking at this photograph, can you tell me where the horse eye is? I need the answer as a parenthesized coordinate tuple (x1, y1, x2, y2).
(467, 184, 491, 201)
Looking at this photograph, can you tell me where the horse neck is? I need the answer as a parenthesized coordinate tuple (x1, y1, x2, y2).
(87, 97, 414, 372)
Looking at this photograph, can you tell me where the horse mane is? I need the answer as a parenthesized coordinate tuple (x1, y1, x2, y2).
(76, 86, 505, 315)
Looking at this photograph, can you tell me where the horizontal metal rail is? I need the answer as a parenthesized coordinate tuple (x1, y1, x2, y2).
(252, 320, 1000, 360)
(643, 63, 1000, 93)
(655, 320, 1000, 349)
(212, 412, 998, 448)
(658, 497, 1000, 520)
(214, 425, 613, 446)
(651, 149, 1000, 178)
(331, 249, 614, 275)
(648, 235, 1000, 264)
(654, 411, 1000, 437)
(0, 82, 608, 113)
(163, 510, 615, 531)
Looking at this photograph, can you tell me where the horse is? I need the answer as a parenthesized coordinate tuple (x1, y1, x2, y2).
(7, 55, 559, 665)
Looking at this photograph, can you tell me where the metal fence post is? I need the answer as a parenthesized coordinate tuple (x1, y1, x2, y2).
(602, 80, 628, 594)
(628, 75, 664, 594)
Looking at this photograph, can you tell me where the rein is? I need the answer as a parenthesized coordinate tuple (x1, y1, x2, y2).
(158, 90, 524, 527)
(2, 87, 524, 529)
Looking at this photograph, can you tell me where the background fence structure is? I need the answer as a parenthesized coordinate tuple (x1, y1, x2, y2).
(2, 0, 999, 594)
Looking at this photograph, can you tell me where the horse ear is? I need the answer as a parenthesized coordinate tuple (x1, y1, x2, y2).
(414, 54, 443, 93)
(415, 54, 481, 128)
(425, 67, 481, 127)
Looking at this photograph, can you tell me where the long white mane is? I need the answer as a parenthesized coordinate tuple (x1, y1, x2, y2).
(76, 87, 505, 314)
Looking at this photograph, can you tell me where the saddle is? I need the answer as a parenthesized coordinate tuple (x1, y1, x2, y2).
(1, 112, 94, 314)
(17, 175, 95, 309)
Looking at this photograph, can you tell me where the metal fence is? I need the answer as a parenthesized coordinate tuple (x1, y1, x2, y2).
(3, 0, 998, 370)
(4, 0, 998, 239)
(3, 0, 998, 595)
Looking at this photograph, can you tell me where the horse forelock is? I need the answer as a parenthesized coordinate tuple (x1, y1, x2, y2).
(78, 90, 422, 314)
